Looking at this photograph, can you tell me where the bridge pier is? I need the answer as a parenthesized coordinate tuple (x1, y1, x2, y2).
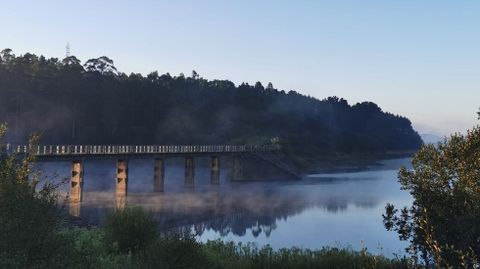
(185, 157, 195, 187)
(70, 161, 83, 202)
(69, 201, 81, 217)
(154, 158, 165, 192)
(116, 160, 128, 208)
(211, 156, 220, 184)
(232, 155, 243, 181)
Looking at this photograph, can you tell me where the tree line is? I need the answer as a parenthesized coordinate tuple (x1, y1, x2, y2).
(0, 48, 422, 159)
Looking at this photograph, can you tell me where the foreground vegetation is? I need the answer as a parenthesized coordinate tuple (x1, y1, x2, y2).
(60, 218, 409, 269)
(384, 123, 480, 268)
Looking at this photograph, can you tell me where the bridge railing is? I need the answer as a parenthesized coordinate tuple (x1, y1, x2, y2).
(9, 144, 279, 156)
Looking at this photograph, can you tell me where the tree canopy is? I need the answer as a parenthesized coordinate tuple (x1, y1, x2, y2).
(384, 126, 480, 268)
(0, 49, 422, 160)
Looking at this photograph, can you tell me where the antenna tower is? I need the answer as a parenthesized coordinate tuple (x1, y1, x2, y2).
(65, 42, 70, 58)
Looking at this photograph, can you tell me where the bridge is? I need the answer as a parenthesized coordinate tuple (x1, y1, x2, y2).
(8, 144, 276, 156)
(3, 143, 300, 216)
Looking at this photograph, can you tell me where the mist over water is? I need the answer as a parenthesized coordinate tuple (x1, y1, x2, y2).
(35, 157, 412, 257)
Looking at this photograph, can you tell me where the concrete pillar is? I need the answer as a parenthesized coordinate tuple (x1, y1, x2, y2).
(154, 158, 165, 192)
(69, 201, 81, 217)
(185, 156, 195, 187)
(211, 156, 220, 184)
(70, 161, 83, 202)
(116, 160, 128, 208)
(232, 155, 243, 181)
(115, 194, 126, 209)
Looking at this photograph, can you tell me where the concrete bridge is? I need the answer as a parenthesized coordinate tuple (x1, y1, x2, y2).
(3, 144, 300, 215)
(8, 144, 276, 156)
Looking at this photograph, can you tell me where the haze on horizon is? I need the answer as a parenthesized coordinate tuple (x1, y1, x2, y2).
(2, 0, 479, 136)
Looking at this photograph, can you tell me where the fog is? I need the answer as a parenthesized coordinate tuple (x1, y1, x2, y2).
(33, 157, 412, 255)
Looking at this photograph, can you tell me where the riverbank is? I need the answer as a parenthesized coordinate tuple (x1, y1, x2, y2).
(59, 225, 409, 269)
(289, 151, 415, 174)
(58, 207, 411, 268)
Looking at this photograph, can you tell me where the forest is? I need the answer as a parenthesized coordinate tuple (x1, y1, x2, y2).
(0, 49, 422, 160)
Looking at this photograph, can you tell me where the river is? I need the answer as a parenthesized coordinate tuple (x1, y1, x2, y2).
(35, 157, 412, 257)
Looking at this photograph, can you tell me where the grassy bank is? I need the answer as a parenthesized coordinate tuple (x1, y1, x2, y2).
(57, 207, 409, 269)
(60, 225, 409, 269)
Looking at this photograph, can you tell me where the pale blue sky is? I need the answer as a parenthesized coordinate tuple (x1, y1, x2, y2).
(2, 0, 479, 136)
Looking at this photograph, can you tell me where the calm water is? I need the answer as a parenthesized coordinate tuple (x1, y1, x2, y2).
(36, 157, 412, 257)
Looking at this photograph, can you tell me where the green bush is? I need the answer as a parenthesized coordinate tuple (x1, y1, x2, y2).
(61, 228, 135, 269)
(104, 206, 158, 254)
(0, 127, 71, 268)
(139, 233, 210, 269)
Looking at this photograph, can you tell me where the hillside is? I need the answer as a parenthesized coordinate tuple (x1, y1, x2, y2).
(0, 49, 422, 163)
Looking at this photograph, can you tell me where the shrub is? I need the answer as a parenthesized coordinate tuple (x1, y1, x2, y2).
(0, 127, 71, 268)
(139, 233, 210, 269)
(104, 206, 158, 254)
(61, 228, 135, 269)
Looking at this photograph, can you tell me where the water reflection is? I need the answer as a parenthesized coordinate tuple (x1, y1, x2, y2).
(67, 170, 387, 236)
(38, 157, 413, 255)
(76, 189, 306, 235)
(69, 201, 81, 217)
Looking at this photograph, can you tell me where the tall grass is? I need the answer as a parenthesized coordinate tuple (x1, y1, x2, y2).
(202, 240, 408, 269)
(62, 225, 409, 269)
(103, 206, 158, 254)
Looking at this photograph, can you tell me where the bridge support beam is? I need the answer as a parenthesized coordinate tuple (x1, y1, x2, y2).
(69, 160, 83, 217)
(185, 157, 195, 187)
(154, 158, 165, 192)
(211, 156, 220, 184)
(116, 160, 128, 208)
(70, 161, 83, 202)
(232, 155, 243, 181)
(69, 202, 81, 217)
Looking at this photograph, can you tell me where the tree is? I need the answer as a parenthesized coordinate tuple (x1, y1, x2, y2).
(62, 55, 82, 68)
(84, 56, 117, 75)
(0, 48, 14, 63)
(383, 125, 480, 268)
(191, 70, 199, 79)
(147, 71, 159, 81)
(267, 82, 274, 90)
(255, 81, 264, 90)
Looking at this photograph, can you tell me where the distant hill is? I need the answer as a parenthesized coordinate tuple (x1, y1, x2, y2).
(0, 49, 422, 161)
(421, 133, 443, 144)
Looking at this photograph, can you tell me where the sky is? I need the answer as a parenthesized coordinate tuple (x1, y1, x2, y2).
(1, 0, 479, 136)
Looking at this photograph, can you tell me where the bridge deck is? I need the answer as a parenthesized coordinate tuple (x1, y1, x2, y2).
(5, 144, 278, 156)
